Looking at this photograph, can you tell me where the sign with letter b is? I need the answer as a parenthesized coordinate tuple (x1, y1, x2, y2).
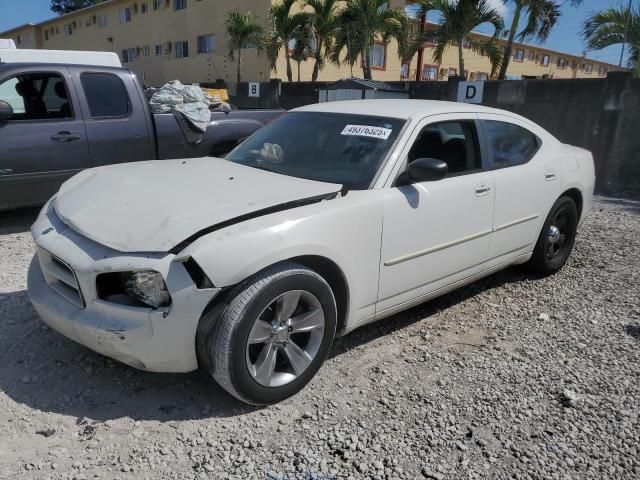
(457, 81, 484, 104)
(248, 82, 260, 98)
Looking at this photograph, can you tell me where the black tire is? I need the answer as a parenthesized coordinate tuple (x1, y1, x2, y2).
(198, 262, 337, 405)
(525, 196, 578, 275)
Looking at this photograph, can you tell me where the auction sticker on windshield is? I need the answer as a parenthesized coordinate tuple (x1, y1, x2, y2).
(341, 125, 392, 140)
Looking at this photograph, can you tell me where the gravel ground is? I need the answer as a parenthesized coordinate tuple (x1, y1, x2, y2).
(0, 196, 638, 480)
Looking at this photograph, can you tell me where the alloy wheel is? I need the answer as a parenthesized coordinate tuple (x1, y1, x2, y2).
(245, 290, 325, 387)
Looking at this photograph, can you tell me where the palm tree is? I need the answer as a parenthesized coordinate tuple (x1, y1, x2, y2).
(583, 5, 640, 75)
(223, 10, 263, 83)
(290, 15, 315, 81)
(331, 0, 406, 80)
(264, 0, 299, 82)
(304, 0, 342, 81)
(397, 11, 440, 80)
(429, 0, 504, 78)
(497, 1, 560, 79)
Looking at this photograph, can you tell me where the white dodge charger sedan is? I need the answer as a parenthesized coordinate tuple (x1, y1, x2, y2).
(28, 100, 595, 405)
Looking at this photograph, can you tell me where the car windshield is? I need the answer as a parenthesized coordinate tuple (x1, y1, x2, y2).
(225, 112, 406, 189)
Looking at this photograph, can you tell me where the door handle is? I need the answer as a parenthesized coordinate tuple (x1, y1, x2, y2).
(475, 184, 491, 196)
(545, 170, 556, 181)
(51, 132, 81, 142)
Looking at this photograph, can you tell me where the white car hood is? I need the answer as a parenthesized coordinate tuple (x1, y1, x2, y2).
(54, 157, 341, 253)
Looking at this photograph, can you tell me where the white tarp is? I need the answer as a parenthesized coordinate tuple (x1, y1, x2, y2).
(149, 80, 211, 133)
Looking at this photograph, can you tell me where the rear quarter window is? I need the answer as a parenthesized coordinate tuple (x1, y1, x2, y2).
(483, 120, 540, 169)
(80, 72, 130, 118)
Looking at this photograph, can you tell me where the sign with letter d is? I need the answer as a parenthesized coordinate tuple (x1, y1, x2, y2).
(457, 81, 484, 104)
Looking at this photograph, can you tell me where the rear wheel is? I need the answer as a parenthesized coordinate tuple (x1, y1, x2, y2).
(526, 196, 578, 275)
(199, 262, 336, 405)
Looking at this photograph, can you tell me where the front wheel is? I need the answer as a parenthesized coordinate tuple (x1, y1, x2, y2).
(199, 262, 337, 405)
(525, 196, 578, 275)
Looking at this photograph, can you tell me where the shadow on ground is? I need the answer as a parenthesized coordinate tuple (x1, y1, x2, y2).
(0, 207, 39, 234)
(596, 196, 640, 215)
(0, 267, 530, 423)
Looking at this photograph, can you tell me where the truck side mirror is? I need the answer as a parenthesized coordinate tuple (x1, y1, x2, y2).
(0, 100, 14, 122)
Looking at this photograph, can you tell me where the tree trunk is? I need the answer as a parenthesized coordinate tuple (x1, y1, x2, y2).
(285, 49, 293, 82)
(297, 61, 301, 82)
(237, 49, 242, 83)
(458, 43, 465, 79)
(311, 39, 322, 82)
(498, 3, 522, 80)
(362, 47, 372, 80)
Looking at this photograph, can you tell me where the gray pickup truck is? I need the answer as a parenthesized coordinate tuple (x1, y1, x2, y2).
(0, 63, 283, 211)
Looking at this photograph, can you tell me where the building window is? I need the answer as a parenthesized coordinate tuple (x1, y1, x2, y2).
(197, 34, 215, 54)
(514, 48, 525, 62)
(141, 2, 149, 13)
(44, 30, 49, 41)
(476, 72, 488, 81)
(122, 48, 135, 63)
(557, 57, 566, 69)
(462, 38, 471, 49)
(541, 55, 550, 66)
(527, 50, 535, 61)
(368, 42, 386, 70)
(119, 8, 132, 23)
(400, 63, 409, 80)
(141, 46, 150, 57)
(584, 63, 593, 74)
(153, 0, 161, 9)
(598, 65, 607, 76)
(65, 23, 73, 36)
(175, 41, 189, 58)
(98, 15, 107, 27)
(448, 67, 457, 77)
(174, 0, 187, 11)
(15, 35, 21, 45)
(423, 65, 438, 80)
(155, 44, 163, 55)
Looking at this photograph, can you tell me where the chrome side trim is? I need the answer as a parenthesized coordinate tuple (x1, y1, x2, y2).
(493, 213, 539, 232)
(384, 229, 493, 267)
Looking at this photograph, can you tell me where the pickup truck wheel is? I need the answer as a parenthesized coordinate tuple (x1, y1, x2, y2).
(526, 196, 578, 275)
(201, 262, 337, 405)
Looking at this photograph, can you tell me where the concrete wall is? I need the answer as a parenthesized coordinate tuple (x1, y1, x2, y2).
(230, 72, 640, 194)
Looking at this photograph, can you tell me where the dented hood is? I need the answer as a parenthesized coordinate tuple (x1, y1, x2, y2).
(54, 157, 341, 253)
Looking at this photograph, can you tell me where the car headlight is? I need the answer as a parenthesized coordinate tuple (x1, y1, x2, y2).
(122, 270, 171, 308)
(96, 270, 171, 309)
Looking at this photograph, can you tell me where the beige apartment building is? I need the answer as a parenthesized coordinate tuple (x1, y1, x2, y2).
(1, 0, 620, 86)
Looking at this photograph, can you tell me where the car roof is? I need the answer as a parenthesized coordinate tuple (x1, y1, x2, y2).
(293, 99, 512, 120)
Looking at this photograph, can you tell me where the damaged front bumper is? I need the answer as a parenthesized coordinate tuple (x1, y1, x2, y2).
(27, 201, 220, 372)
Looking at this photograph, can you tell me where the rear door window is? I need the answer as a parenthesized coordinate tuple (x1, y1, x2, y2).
(80, 72, 130, 118)
(483, 120, 540, 169)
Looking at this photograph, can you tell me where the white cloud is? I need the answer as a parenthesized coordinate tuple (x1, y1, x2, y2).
(485, 0, 509, 18)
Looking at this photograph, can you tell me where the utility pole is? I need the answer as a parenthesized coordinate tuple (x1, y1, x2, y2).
(619, 0, 633, 67)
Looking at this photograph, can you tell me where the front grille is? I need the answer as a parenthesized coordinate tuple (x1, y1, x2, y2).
(37, 248, 85, 309)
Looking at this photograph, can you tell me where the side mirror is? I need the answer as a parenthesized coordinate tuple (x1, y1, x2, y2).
(402, 158, 448, 184)
(0, 100, 13, 122)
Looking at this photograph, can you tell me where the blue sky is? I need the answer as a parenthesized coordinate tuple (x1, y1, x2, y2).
(0, 0, 631, 67)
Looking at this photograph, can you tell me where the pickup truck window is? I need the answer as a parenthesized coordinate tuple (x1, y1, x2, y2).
(226, 112, 405, 189)
(0, 72, 73, 121)
(80, 72, 130, 118)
